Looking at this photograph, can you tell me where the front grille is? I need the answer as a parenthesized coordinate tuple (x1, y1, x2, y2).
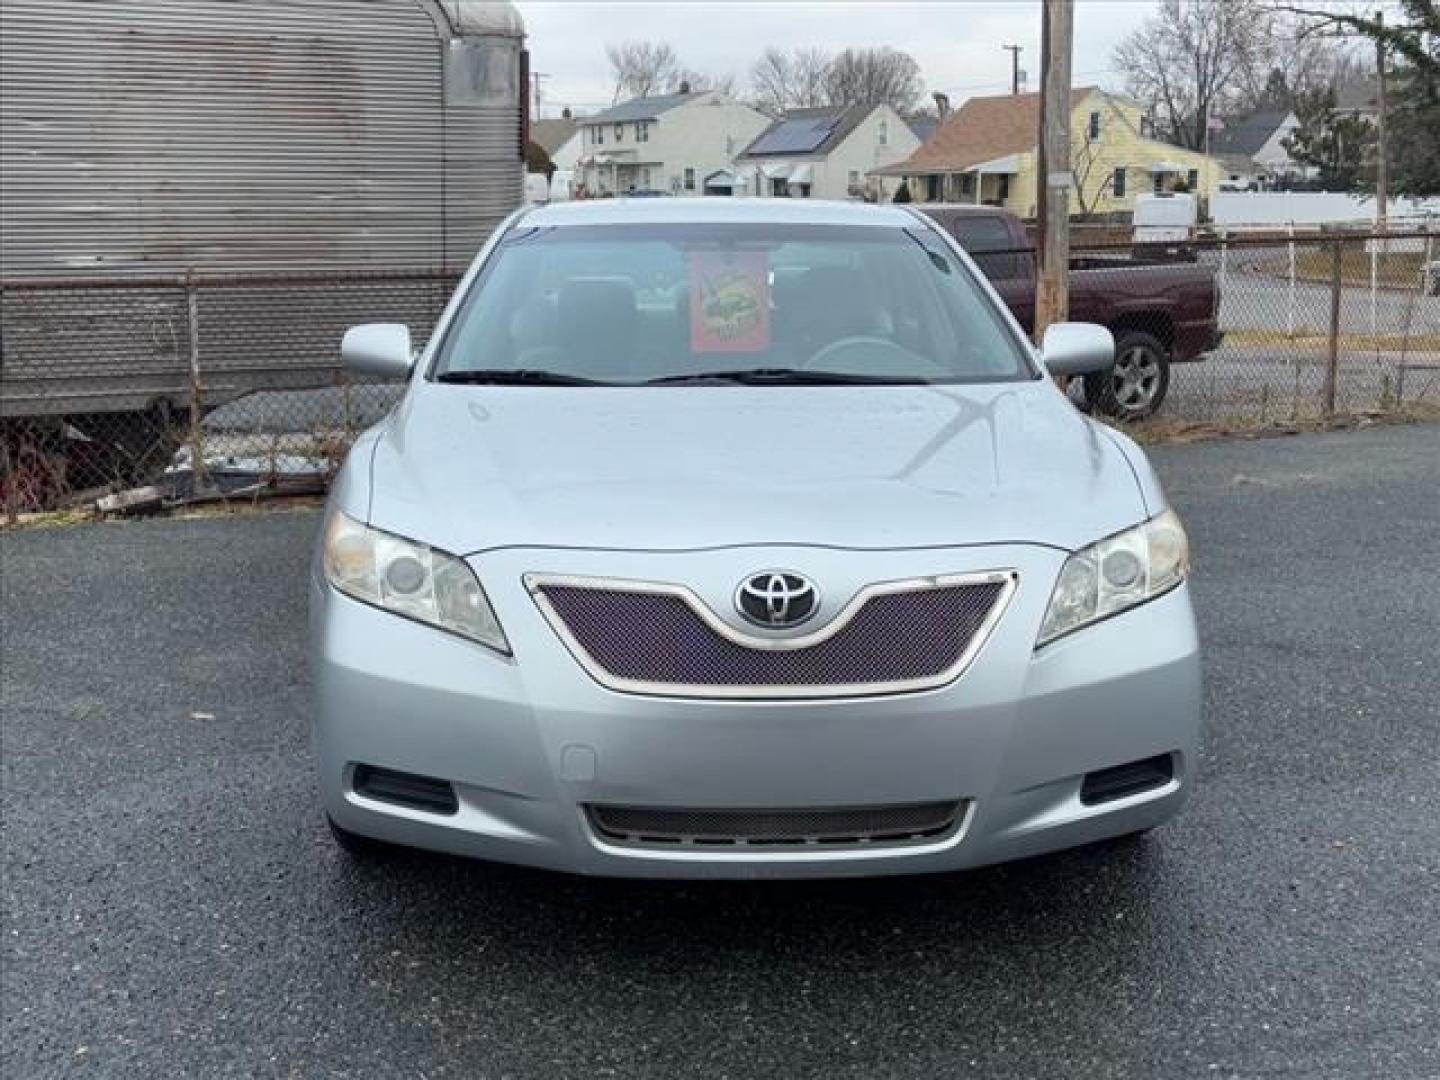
(529, 573, 1013, 698)
(586, 800, 964, 848)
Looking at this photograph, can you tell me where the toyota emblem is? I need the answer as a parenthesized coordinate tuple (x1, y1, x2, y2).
(735, 571, 819, 629)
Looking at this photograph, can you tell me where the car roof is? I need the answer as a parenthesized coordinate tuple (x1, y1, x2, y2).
(521, 197, 922, 229)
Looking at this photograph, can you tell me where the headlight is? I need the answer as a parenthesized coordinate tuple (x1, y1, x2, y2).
(322, 510, 510, 654)
(1036, 509, 1189, 647)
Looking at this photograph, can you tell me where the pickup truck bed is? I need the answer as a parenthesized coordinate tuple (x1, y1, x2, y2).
(916, 205, 1222, 419)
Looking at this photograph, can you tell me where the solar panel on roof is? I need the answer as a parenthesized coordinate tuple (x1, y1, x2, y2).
(748, 115, 840, 155)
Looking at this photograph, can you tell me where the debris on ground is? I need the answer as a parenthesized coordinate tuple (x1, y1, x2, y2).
(96, 486, 164, 516)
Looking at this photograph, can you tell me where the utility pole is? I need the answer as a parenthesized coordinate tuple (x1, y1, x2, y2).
(1374, 10, 1388, 232)
(1034, 0, 1074, 343)
(1003, 44, 1024, 95)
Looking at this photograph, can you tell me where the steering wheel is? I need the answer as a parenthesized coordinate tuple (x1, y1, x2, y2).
(802, 336, 938, 376)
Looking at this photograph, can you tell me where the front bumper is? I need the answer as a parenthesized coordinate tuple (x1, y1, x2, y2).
(311, 542, 1201, 879)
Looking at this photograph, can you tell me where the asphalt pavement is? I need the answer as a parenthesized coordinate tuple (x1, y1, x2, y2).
(3, 424, 1438, 1079)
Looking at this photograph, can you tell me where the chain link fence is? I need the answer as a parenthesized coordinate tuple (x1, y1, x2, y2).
(1, 271, 456, 516)
(3, 227, 1438, 517)
(1064, 227, 1440, 424)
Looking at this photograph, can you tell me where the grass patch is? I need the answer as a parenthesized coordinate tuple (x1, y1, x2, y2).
(1254, 248, 1434, 291)
(1224, 329, 1440, 352)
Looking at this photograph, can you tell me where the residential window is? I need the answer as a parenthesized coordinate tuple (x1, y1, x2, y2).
(614, 122, 624, 142)
(1088, 111, 1101, 141)
(771, 177, 789, 197)
(684, 167, 695, 191)
(637, 121, 650, 143)
(848, 169, 860, 187)
(1186, 168, 1199, 191)
(997, 174, 1011, 201)
(960, 173, 976, 197)
(1113, 167, 1126, 197)
(594, 125, 603, 146)
(879, 120, 889, 146)
(1153, 172, 1164, 194)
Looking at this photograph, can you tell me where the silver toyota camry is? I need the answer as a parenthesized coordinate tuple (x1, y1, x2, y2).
(311, 198, 1200, 878)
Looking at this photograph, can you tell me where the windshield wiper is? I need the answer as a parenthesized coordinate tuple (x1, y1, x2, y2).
(645, 367, 927, 386)
(435, 369, 611, 386)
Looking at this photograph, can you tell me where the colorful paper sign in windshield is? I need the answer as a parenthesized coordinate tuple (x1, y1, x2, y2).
(689, 252, 770, 353)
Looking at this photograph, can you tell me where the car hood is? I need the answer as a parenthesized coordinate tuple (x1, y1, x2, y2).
(365, 381, 1149, 555)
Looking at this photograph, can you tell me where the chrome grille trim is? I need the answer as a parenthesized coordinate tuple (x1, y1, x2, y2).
(525, 570, 1018, 700)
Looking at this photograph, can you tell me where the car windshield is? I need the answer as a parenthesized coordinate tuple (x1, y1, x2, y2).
(433, 222, 1035, 385)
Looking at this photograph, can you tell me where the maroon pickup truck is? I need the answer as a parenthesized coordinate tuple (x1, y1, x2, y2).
(918, 205, 1222, 420)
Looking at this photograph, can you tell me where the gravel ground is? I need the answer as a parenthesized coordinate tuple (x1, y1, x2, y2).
(3, 424, 1438, 1079)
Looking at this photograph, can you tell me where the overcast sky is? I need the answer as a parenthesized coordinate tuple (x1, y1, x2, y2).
(516, 1, 1162, 117)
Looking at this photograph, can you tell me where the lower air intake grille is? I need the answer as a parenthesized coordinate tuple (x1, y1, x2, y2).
(586, 800, 964, 848)
(531, 573, 1013, 698)
(1080, 754, 1175, 805)
(353, 764, 458, 816)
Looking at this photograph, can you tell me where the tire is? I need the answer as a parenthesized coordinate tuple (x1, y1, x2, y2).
(327, 815, 394, 860)
(1085, 330, 1171, 421)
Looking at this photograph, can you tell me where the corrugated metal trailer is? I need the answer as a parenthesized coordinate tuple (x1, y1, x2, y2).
(0, 0, 526, 421)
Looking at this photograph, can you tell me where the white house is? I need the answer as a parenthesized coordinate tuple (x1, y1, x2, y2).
(734, 104, 922, 200)
(532, 113, 582, 173)
(1211, 109, 1310, 189)
(574, 91, 770, 196)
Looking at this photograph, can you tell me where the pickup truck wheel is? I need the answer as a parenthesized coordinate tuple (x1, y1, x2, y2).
(1085, 331, 1170, 421)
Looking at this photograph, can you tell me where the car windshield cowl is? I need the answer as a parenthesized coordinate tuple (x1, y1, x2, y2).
(434, 369, 614, 387)
(645, 368, 930, 386)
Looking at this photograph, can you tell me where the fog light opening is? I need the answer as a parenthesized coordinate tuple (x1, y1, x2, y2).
(1080, 754, 1175, 806)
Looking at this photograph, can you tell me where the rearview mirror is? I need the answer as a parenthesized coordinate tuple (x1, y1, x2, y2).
(341, 323, 413, 379)
(1041, 322, 1114, 378)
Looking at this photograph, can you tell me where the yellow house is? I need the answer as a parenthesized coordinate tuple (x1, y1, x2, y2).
(873, 87, 1225, 218)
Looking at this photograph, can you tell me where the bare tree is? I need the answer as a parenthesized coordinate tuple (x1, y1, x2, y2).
(823, 47, 924, 111)
(749, 47, 832, 113)
(1072, 137, 1116, 219)
(793, 48, 832, 108)
(1231, 9, 1362, 112)
(673, 68, 738, 96)
(1113, 0, 1273, 148)
(605, 40, 680, 102)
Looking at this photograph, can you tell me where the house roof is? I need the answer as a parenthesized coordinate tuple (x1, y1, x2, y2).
(735, 104, 876, 161)
(581, 92, 704, 125)
(1210, 110, 1291, 157)
(905, 115, 940, 143)
(877, 87, 1096, 175)
(530, 117, 577, 156)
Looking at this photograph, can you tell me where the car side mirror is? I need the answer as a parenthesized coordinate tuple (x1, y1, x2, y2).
(341, 323, 414, 378)
(1041, 322, 1114, 378)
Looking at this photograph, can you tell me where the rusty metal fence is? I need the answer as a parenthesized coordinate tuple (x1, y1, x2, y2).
(3, 228, 1438, 516)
